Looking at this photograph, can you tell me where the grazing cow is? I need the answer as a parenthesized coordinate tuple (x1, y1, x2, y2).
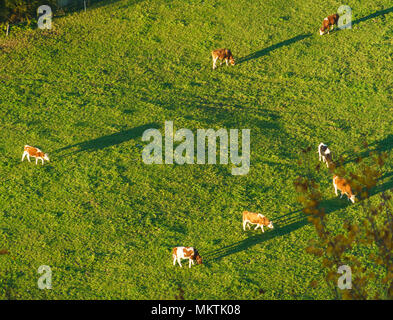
(333, 175, 356, 203)
(318, 143, 333, 168)
(21, 145, 50, 165)
(211, 48, 235, 70)
(242, 211, 274, 232)
(319, 14, 339, 35)
(172, 247, 202, 268)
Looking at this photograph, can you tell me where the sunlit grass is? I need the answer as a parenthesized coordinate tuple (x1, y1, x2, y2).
(0, 0, 392, 299)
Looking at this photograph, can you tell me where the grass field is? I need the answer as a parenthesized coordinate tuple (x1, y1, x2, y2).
(0, 0, 392, 299)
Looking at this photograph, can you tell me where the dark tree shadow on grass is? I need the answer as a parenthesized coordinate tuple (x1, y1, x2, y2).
(368, 175, 393, 198)
(140, 91, 283, 133)
(55, 0, 142, 16)
(205, 174, 393, 263)
(374, 134, 393, 152)
(336, 134, 393, 167)
(55, 123, 158, 156)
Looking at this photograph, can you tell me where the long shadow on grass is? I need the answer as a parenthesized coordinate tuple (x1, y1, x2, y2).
(205, 175, 393, 262)
(140, 93, 284, 139)
(323, 6, 393, 36)
(237, 33, 312, 65)
(55, 123, 158, 155)
(237, 6, 393, 65)
(368, 174, 393, 197)
(352, 6, 393, 26)
(336, 134, 393, 167)
(2, 0, 143, 32)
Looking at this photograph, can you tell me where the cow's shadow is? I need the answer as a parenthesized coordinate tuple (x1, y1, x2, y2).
(352, 6, 393, 26)
(203, 209, 307, 262)
(237, 33, 312, 65)
(237, 6, 393, 65)
(330, 6, 393, 35)
(54, 123, 159, 156)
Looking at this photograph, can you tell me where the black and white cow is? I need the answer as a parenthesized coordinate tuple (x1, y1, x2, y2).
(318, 143, 332, 168)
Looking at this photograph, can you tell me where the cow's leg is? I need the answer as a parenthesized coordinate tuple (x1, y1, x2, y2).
(177, 257, 182, 268)
(41, 158, 45, 165)
(243, 220, 248, 231)
(254, 224, 259, 230)
(261, 225, 265, 233)
(213, 57, 218, 70)
(334, 182, 338, 196)
(225, 58, 229, 66)
(189, 259, 192, 268)
(173, 256, 177, 266)
(27, 154, 31, 162)
(35, 158, 38, 165)
(21, 152, 27, 162)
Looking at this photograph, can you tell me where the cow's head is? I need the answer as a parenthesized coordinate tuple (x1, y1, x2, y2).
(262, 216, 274, 229)
(44, 153, 50, 162)
(319, 27, 325, 35)
(195, 254, 203, 265)
(349, 195, 356, 203)
(225, 49, 235, 66)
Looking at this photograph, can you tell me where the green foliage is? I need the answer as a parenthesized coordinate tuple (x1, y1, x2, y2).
(0, 0, 104, 24)
(0, 1, 58, 23)
(296, 147, 393, 299)
(0, 0, 393, 299)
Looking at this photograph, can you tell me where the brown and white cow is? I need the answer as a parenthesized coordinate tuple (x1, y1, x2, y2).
(333, 175, 356, 203)
(21, 145, 50, 165)
(211, 48, 235, 70)
(172, 247, 202, 268)
(242, 211, 274, 232)
(319, 14, 339, 35)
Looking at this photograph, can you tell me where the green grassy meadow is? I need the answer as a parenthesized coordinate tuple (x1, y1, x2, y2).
(0, 0, 392, 299)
